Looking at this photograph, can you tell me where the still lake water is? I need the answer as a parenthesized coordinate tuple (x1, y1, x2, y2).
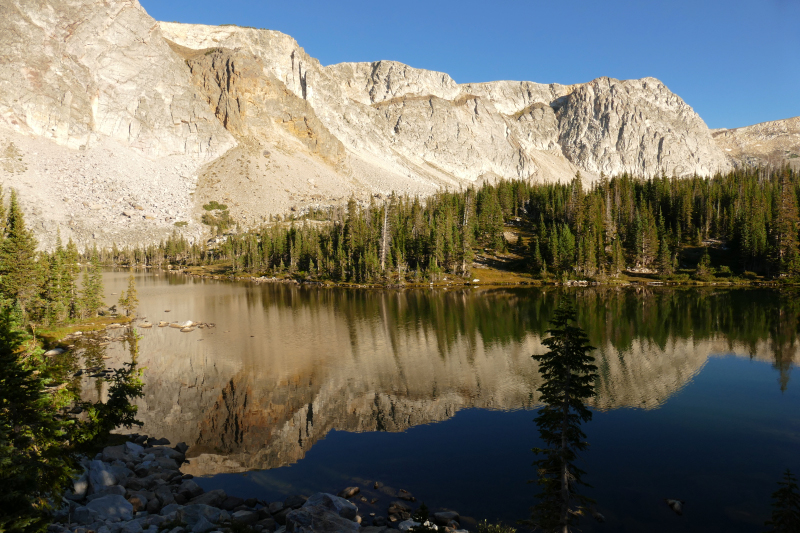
(99, 271, 799, 532)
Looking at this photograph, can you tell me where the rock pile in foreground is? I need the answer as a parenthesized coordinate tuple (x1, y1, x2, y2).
(50, 436, 468, 533)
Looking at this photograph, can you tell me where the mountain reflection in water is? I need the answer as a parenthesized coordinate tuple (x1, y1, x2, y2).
(96, 273, 798, 480)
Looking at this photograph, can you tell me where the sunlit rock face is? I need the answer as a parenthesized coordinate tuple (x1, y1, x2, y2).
(0, 0, 744, 251)
(94, 278, 795, 477)
(712, 116, 800, 170)
(0, 0, 234, 159)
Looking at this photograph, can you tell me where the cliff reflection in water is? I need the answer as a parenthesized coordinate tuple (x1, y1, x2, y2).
(101, 274, 799, 476)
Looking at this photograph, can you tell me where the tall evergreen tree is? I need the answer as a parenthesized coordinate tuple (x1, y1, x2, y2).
(0, 190, 41, 315)
(764, 469, 800, 533)
(529, 303, 598, 533)
(81, 251, 104, 317)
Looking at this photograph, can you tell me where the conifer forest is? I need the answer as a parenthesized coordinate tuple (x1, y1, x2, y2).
(103, 166, 800, 284)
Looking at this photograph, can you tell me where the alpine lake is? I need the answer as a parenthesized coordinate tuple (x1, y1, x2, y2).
(77, 271, 800, 533)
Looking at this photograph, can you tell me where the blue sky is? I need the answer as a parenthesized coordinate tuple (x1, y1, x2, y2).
(141, 0, 799, 129)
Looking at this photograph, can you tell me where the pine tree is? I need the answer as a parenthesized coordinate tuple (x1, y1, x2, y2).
(658, 236, 674, 276)
(764, 469, 800, 533)
(695, 248, 713, 280)
(81, 251, 104, 317)
(0, 190, 41, 315)
(773, 169, 800, 275)
(0, 303, 74, 533)
(529, 303, 598, 533)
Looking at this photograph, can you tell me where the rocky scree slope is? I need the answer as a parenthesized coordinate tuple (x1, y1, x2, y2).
(0, 0, 776, 250)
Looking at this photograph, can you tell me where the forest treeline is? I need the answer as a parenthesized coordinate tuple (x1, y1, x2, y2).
(103, 166, 800, 283)
(0, 189, 106, 326)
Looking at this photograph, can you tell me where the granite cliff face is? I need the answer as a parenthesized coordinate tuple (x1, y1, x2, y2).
(0, 0, 789, 249)
(712, 116, 800, 170)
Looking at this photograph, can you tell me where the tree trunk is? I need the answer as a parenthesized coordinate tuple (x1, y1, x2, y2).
(561, 364, 571, 532)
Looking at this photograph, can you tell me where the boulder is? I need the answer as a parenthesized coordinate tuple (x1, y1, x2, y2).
(72, 506, 99, 525)
(398, 520, 422, 531)
(44, 348, 66, 356)
(155, 486, 176, 506)
(221, 496, 245, 511)
(338, 487, 360, 499)
(109, 464, 134, 481)
(283, 495, 307, 510)
(285, 505, 360, 533)
(86, 485, 126, 502)
(232, 510, 259, 525)
(66, 471, 89, 501)
(160, 503, 183, 517)
(88, 460, 118, 494)
(120, 520, 144, 533)
(146, 497, 162, 514)
(179, 480, 204, 499)
(178, 504, 223, 527)
(102, 445, 129, 463)
(303, 493, 358, 521)
(244, 498, 258, 508)
(174, 442, 189, 454)
(125, 441, 145, 456)
(155, 457, 180, 471)
(86, 495, 134, 522)
(188, 489, 227, 507)
(268, 502, 284, 515)
(190, 517, 215, 533)
(433, 511, 460, 526)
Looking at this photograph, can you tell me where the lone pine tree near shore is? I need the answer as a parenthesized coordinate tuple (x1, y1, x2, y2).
(529, 303, 598, 533)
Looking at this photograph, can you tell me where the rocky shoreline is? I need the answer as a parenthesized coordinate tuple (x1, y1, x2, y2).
(50, 435, 470, 533)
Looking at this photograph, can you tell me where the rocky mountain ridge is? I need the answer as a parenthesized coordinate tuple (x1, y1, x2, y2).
(0, 0, 795, 250)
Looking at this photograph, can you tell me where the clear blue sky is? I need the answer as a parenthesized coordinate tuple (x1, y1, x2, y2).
(141, 0, 799, 129)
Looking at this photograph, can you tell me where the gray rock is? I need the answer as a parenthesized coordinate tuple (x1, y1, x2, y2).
(188, 489, 227, 508)
(303, 493, 358, 521)
(88, 460, 118, 494)
(86, 495, 134, 522)
(102, 445, 129, 463)
(283, 495, 307, 510)
(155, 457, 180, 471)
(174, 442, 189, 454)
(167, 528, 185, 533)
(125, 442, 145, 456)
(86, 485, 127, 502)
(178, 504, 222, 527)
(67, 471, 89, 501)
(72, 506, 99, 525)
(231, 510, 259, 525)
(179, 480, 204, 499)
(155, 486, 176, 506)
(146, 498, 162, 514)
(153, 447, 185, 462)
(109, 465, 134, 482)
(221, 496, 245, 511)
(190, 517, 215, 533)
(120, 520, 144, 533)
(160, 503, 183, 516)
(397, 520, 421, 531)
(268, 502, 284, 515)
(285, 505, 360, 533)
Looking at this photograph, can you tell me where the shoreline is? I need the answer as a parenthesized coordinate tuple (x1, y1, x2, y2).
(107, 264, 792, 291)
(50, 435, 472, 533)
